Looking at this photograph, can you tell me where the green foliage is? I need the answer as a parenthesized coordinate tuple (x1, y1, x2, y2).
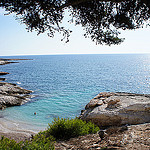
(0, 136, 22, 150)
(22, 132, 55, 150)
(46, 117, 99, 140)
(0, 117, 99, 149)
(1, 0, 149, 45)
(0, 134, 55, 150)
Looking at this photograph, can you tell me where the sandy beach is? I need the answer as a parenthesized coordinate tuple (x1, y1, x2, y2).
(0, 115, 47, 142)
(0, 117, 38, 142)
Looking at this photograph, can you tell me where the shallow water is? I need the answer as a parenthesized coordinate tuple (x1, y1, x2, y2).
(0, 54, 150, 131)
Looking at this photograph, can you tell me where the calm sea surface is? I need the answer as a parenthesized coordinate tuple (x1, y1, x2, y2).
(0, 54, 150, 130)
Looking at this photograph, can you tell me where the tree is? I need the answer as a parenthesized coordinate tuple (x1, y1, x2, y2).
(0, 0, 150, 45)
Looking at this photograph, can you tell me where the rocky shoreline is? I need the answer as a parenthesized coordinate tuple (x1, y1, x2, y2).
(0, 58, 33, 109)
(0, 58, 32, 65)
(0, 58, 36, 142)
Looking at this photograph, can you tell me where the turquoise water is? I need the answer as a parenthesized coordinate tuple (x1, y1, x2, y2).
(0, 54, 150, 130)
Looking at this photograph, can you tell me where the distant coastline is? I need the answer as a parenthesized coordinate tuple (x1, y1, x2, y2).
(0, 58, 33, 65)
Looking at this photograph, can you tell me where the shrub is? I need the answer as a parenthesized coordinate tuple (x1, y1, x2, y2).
(0, 117, 99, 149)
(46, 117, 99, 140)
(22, 132, 55, 150)
(0, 134, 55, 150)
(0, 136, 22, 150)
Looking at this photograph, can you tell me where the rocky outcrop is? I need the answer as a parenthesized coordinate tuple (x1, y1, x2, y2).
(0, 82, 33, 109)
(55, 124, 150, 150)
(0, 72, 9, 75)
(79, 92, 150, 127)
(55, 123, 150, 150)
(0, 58, 32, 65)
(0, 78, 5, 81)
(0, 59, 33, 109)
(0, 61, 18, 65)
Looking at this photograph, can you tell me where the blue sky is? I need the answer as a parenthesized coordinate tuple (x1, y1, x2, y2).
(0, 9, 150, 56)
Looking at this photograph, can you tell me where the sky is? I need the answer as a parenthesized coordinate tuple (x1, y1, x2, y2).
(0, 8, 150, 56)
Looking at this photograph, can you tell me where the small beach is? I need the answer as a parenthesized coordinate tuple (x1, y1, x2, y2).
(0, 117, 37, 142)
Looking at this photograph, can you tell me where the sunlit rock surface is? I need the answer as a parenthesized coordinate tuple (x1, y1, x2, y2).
(80, 92, 150, 127)
(0, 82, 33, 109)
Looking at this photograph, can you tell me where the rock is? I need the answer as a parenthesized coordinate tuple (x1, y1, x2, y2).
(79, 92, 150, 127)
(106, 99, 120, 109)
(0, 61, 17, 65)
(0, 58, 32, 66)
(55, 123, 150, 150)
(85, 92, 114, 109)
(0, 82, 33, 109)
(98, 130, 105, 140)
(0, 72, 9, 75)
(0, 94, 22, 109)
(85, 99, 104, 109)
(54, 123, 150, 150)
(0, 78, 5, 81)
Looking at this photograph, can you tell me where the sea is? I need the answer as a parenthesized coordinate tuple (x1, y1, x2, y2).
(0, 54, 150, 131)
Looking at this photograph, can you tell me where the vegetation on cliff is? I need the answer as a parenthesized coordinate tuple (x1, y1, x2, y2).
(46, 117, 99, 140)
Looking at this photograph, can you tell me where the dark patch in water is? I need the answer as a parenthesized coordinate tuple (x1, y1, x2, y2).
(0, 115, 4, 118)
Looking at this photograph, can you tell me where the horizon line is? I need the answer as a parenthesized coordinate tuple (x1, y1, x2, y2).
(0, 52, 150, 57)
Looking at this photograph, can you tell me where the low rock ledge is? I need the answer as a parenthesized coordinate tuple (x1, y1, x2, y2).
(0, 82, 33, 109)
(0, 72, 9, 75)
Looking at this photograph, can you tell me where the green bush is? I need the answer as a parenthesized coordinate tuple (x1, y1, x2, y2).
(0, 136, 22, 150)
(46, 117, 99, 140)
(22, 132, 55, 150)
(0, 118, 99, 149)
(0, 134, 55, 150)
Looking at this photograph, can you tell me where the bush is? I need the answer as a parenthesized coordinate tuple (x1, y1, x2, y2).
(0, 118, 99, 149)
(0, 136, 22, 150)
(0, 134, 55, 150)
(22, 132, 55, 150)
(46, 117, 99, 140)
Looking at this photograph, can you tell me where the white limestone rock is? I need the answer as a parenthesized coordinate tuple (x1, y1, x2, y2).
(80, 92, 150, 127)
